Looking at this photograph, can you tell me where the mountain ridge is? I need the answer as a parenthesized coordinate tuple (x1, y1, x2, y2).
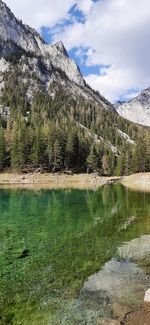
(116, 88, 150, 127)
(0, 0, 116, 110)
(0, 0, 84, 86)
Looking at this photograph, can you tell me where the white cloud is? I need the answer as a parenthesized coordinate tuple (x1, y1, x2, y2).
(85, 66, 140, 102)
(52, 0, 150, 101)
(4, 0, 150, 101)
(76, 0, 93, 13)
(4, 0, 77, 29)
(4, 0, 93, 29)
(123, 91, 140, 102)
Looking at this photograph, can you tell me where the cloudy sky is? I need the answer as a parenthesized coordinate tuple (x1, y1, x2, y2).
(4, 0, 150, 102)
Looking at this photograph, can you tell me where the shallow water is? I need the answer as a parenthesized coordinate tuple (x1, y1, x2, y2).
(0, 184, 150, 324)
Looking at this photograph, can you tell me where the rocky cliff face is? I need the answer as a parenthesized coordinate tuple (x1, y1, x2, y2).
(116, 88, 150, 127)
(0, 0, 115, 110)
(0, 0, 84, 85)
(0, 0, 43, 55)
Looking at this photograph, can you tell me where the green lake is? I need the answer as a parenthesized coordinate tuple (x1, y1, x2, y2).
(0, 184, 150, 324)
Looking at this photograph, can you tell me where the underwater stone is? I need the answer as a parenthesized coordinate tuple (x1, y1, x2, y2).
(17, 249, 30, 259)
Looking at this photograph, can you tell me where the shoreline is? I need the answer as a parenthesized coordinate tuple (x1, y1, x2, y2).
(121, 172, 150, 192)
(0, 172, 150, 191)
(0, 172, 120, 190)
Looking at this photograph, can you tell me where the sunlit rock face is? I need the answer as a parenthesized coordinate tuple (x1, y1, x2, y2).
(0, 0, 83, 86)
(116, 88, 150, 127)
(0, 0, 41, 54)
(0, 0, 115, 109)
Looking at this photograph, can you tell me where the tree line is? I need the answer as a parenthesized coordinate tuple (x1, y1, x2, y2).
(0, 67, 150, 176)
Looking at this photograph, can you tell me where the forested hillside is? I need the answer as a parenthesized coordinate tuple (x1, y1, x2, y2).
(0, 65, 150, 176)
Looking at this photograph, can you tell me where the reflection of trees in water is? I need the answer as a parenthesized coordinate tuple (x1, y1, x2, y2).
(0, 185, 150, 323)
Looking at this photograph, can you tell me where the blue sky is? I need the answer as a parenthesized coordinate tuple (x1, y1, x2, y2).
(41, 26, 100, 77)
(5, 0, 150, 102)
(41, 2, 101, 78)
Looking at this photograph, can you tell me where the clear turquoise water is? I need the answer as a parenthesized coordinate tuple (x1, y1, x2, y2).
(0, 184, 150, 324)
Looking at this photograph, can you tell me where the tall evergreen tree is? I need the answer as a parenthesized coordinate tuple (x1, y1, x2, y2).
(53, 140, 63, 171)
(87, 146, 97, 173)
(0, 127, 5, 171)
(11, 118, 27, 171)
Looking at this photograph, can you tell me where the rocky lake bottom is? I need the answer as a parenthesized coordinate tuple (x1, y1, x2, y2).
(0, 184, 150, 324)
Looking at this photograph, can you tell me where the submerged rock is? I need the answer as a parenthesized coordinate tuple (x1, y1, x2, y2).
(17, 249, 30, 259)
(118, 235, 150, 262)
(82, 259, 149, 305)
(79, 258, 150, 323)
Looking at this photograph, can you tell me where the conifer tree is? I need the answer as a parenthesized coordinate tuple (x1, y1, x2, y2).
(0, 127, 5, 171)
(87, 146, 97, 173)
(53, 140, 63, 171)
(11, 118, 27, 171)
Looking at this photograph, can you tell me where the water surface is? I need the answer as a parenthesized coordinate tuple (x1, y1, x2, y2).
(0, 184, 150, 324)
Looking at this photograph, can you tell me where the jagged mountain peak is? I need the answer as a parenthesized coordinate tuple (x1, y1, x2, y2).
(0, 0, 116, 109)
(0, 0, 86, 87)
(116, 88, 150, 127)
(135, 87, 150, 103)
(53, 41, 69, 57)
(0, 0, 41, 54)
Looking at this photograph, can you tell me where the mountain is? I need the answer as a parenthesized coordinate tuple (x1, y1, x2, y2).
(0, 0, 150, 176)
(0, 0, 114, 109)
(116, 88, 150, 127)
